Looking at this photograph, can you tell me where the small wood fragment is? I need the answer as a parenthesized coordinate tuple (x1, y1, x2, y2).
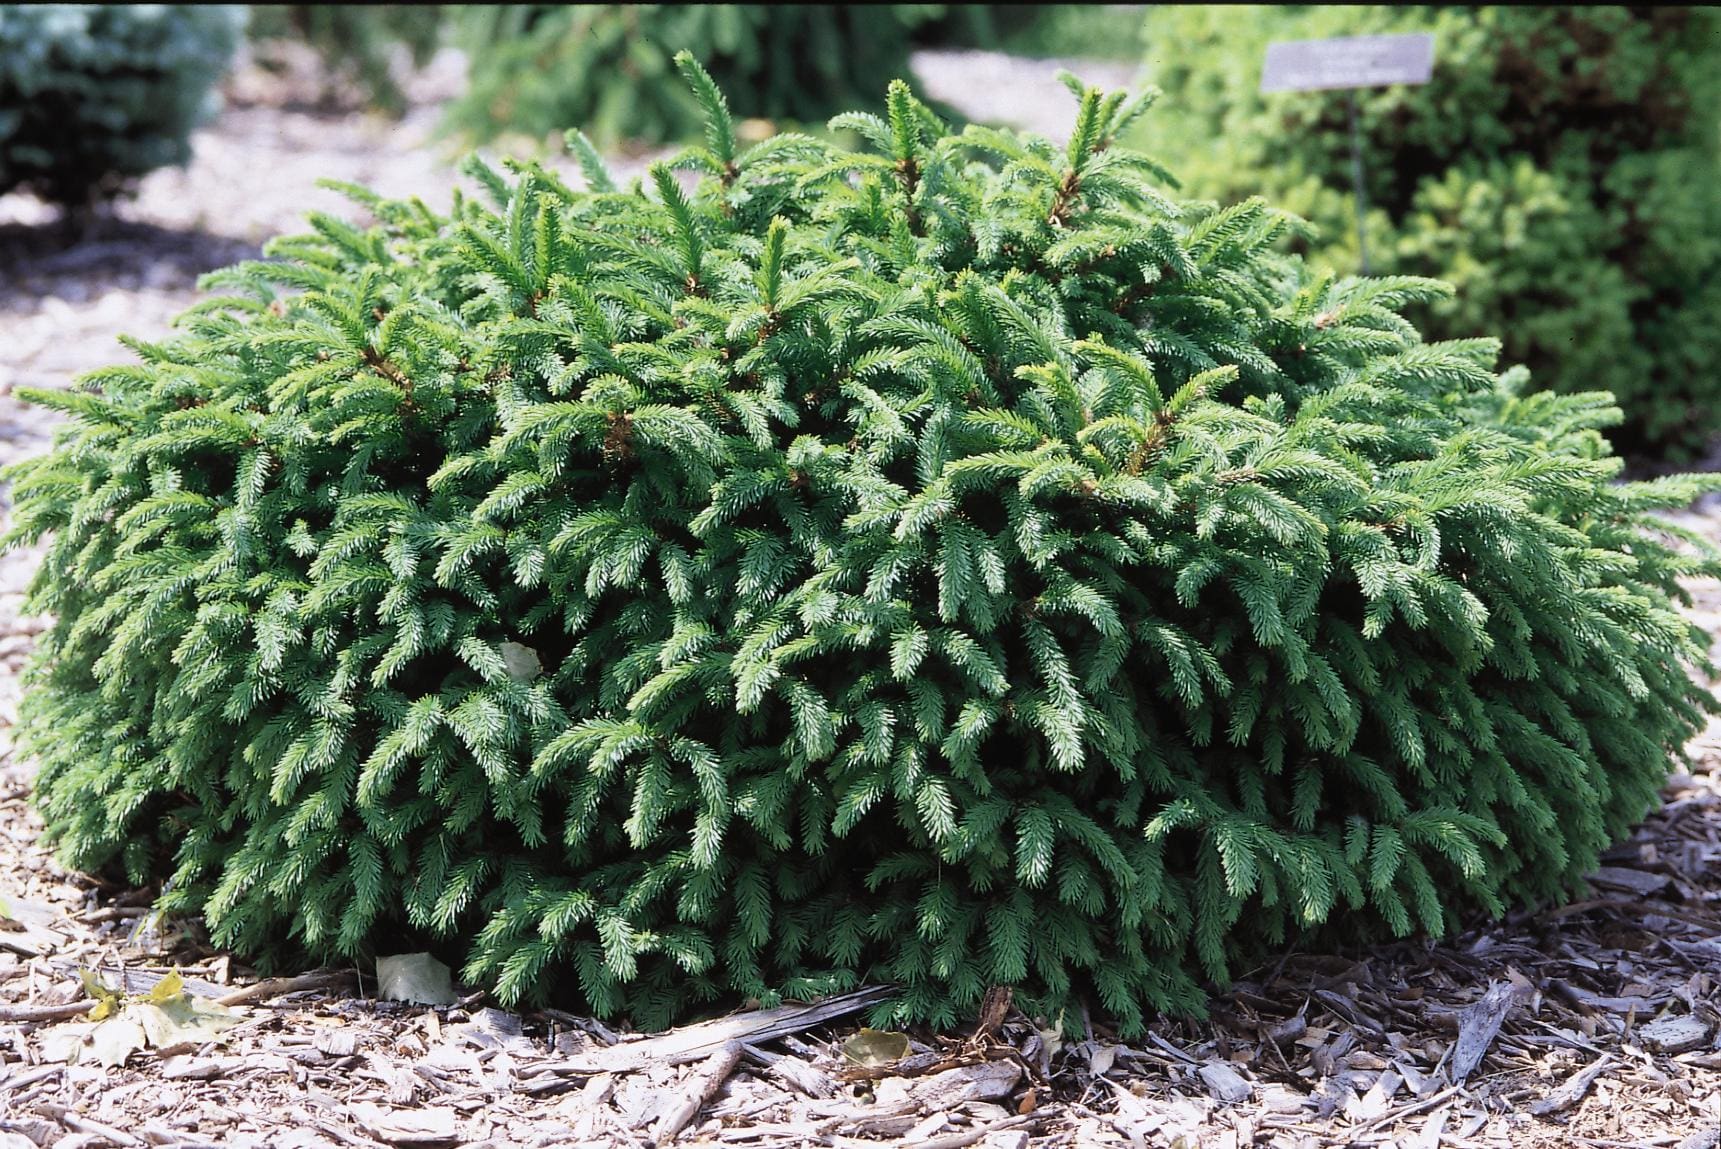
(161, 1055, 247, 1081)
(32, 1106, 145, 1148)
(1357, 1085, 1463, 1134)
(349, 1102, 457, 1145)
(1636, 1013, 1712, 1055)
(1550, 980, 1657, 1016)
(1393, 1058, 1439, 1097)
(314, 1028, 359, 1057)
(1529, 1055, 1614, 1117)
(874, 1115, 1037, 1149)
(216, 968, 357, 1007)
(832, 1114, 1032, 1149)
(1198, 1061, 1253, 1103)
(973, 985, 1013, 1041)
(753, 1049, 835, 1098)
(652, 1039, 743, 1146)
(908, 1059, 1022, 1108)
(1585, 866, 1671, 897)
(1450, 980, 1529, 1082)
(902, 1112, 951, 1143)
(0, 1064, 63, 1093)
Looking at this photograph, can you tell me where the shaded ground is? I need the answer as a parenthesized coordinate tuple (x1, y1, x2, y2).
(1, 46, 1718, 1149)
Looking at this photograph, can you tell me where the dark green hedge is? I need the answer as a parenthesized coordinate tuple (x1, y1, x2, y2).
(1137, 6, 1721, 460)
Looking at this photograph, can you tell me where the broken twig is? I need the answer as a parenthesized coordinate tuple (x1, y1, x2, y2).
(215, 968, 358, 1007)
(653, 1040, 743, 1145)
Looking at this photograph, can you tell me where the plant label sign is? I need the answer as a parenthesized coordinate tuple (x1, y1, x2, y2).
(1260, 33, 1434, 93)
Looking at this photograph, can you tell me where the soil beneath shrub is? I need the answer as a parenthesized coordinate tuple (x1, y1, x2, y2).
(1, 47, 1718, 1149)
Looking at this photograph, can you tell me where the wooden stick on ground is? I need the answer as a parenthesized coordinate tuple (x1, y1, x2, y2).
(0, 1064, 65, 1093)
(550, 985, 895, 1075)
(653, 1040, 744, 1146)
(832, 1114, 1040, 1149)
(1529, 1055, 1615, 1117)
(0, 999, 91, 1024)
(215, 968, 357, 1007)
(36, 1104, 146, 1147)
(1356, 1084, 1463, 1134)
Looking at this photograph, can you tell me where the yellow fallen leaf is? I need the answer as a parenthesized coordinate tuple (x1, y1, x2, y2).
(79, 970, 119, 1020)
(134, 989, 242, 1049)
(145, 970, 185, 1005)
(43, 968, 242, 1066)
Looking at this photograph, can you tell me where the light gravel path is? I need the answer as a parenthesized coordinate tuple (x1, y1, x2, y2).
(910, 48, 1143, 141)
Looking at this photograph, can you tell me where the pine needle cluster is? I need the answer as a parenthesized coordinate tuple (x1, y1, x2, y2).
(8, 60, 1717, 1033)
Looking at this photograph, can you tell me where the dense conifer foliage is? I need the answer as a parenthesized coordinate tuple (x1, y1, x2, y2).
(0, 4, 243, 207)
(8, 61, 1716, 1032)
(1136, 6, 1721, 460)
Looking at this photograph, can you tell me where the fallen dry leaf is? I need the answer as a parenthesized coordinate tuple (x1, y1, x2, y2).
(37, 969, 240, 1067)
(376, 952, 458, 1007)
(841, 1026, 910, 1067)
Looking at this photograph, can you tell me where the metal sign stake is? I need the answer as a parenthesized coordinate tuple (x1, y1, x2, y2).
(1259, 32, 1435, 277)
(1347, 90, 1371, 276)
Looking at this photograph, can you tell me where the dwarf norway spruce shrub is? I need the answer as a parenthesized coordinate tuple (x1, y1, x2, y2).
(9, 61, 1718, 1032)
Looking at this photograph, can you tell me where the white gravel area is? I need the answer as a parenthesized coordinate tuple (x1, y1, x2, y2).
(910, 48, 1143, 141)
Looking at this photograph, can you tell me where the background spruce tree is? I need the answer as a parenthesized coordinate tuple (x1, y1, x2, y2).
(7, 58, 1717, 1033)
(448, 5, 966, 149)
(245, 5, 444, 116)
(0, 4, 245, 210)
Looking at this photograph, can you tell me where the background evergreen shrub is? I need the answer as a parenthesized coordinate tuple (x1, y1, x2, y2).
(9, 60, 1718, 1033)
(1135, 5, 1721, 461)
(971, 4, 1147, 62)
(0, 4, 245, 208)
(449, 5, 965, 149)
